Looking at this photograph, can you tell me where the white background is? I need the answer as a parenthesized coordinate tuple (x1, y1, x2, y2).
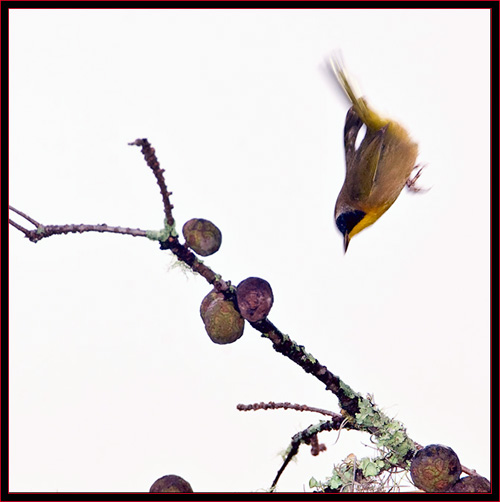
(9, 9, 490, 493)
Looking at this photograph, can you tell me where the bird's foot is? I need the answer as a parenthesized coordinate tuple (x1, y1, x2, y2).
(406, 164, 430, 193)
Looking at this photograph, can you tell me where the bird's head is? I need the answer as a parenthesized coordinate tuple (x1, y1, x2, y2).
(335, 209, 366, 252)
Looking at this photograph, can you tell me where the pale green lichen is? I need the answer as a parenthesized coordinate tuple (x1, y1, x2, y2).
(314, 450, 403, 492)
(327, 471, 344, 490)
(309, 477, 320, 489)
(307, 420, 329, 435)
(146, 219, 178, 242)
(352, 396, 415, 460)
(305, 392, 417, 493)
(339, 380, 359, 400)
(279, 444, 293, 461)
(355, 397, 381, 427)
(359, 456, 386, 477)
(317, 392, 416, 492)
(169, 259, 196, 276)
(298, 345, 317, 365)
(281, 334, 290, 343)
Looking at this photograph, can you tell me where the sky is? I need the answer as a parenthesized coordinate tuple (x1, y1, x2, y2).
(9, 8, 491, 493)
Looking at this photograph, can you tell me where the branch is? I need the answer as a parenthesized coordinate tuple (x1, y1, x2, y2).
(248, 318, 364, 418)
(9, 205, 41, 227)
(9, 206, 148, 243)
(9, 140, 412, 454)
(12, 139, 484, 489)
(9, 141, 411, 445)
(126, 139, 230, 292)
(271, 418, 351, 491)
(237, 401, 340, 418)
(157, 236, 229, 290)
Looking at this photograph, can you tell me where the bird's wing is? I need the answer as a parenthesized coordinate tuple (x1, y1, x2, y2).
(349, 125, 388, 201)
(344, 106, 364, 168)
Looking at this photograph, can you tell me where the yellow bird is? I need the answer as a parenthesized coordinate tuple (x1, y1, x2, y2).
(330, 57, 421, 252)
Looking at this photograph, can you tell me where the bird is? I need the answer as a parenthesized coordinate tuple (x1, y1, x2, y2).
(330, 56, 421, 252)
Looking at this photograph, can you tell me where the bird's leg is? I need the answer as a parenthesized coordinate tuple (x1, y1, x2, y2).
(406, 164, 429, 192)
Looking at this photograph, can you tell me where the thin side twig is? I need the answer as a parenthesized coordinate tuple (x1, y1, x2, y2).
(9, 205, 42, 227)
(128, 138, 174, 226)
(271, 417, 351, 491)
(237, 401, 340, 418)
(9, 208, 148, 243)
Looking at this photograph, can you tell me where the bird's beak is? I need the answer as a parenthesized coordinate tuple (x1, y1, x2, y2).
(343, 233, 350, 253)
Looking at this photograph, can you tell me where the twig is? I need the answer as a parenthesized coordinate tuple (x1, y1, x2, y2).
(460, 465, 479, 477)
(9, 219, 30, 235)
(9, 209, 148, 243)
(248, 318, 363, 419)
(309, 433, 327, 456)
(9, 209, 230, 292)
(128, 138, 174, 226)
(271, 418, 351, 491)
(9, 205, 42, 227)
(127, 139, 229, 293)
(237, 401, 340, 418)
(352, 455, 358, 492)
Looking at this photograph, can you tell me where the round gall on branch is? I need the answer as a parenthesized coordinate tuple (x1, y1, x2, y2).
(149, 474, 193, 493)
(200, 289, 244, 345)
(236, 277, 274, 322)
(182, 218, 222, 257)
(410, 444, 461, 492)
